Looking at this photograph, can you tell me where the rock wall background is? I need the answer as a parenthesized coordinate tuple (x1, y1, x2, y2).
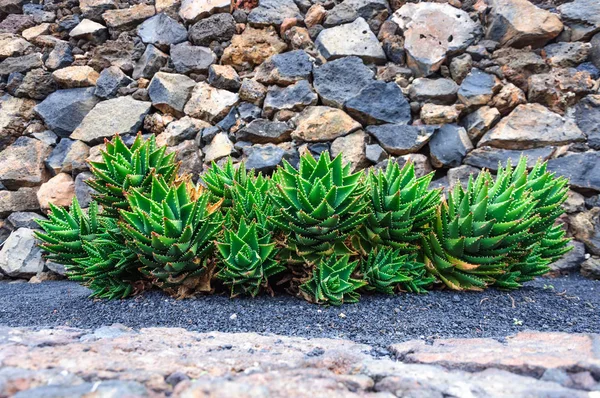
(0, 0, 599, 281)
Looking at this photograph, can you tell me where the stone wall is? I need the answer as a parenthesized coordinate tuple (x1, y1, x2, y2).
(0, 0, 599, 280)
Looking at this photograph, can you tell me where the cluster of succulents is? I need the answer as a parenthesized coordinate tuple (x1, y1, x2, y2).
(35, 134, 571, 305)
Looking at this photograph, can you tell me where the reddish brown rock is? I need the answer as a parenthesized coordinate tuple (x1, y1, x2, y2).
(221, 26, 287, 71)
(36, 173, 76, 210)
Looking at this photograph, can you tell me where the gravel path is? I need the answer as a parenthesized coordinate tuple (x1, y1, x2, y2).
(1, 274, 598, 347)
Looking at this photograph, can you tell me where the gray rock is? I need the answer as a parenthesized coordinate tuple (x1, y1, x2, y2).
(581, 257, 600, 279)
(6, 212, 45, 230)
(479, 104, 586, 149)
(170, 42, 216, 75)
(132, 44, 168, 80)
(557, 0, 600, 42)
(0, 53, 42, 76)
(203, 132, 234, 162)
(0, 228, 45, 278)
(208, 65, 241, 92)
(22, 4, 54, 24)
(236, 119, 293, 144)
(0, 188, 40, 217)
(549, 241, 585, 273)
(34, 87, 99, 137)
(547, 152, 600, 192)
(527, 68, 595, 115)
(365, 143, 388, 164)
(148, 72, 196, 117)
(80, 0, 117, 22)
(344, 0, 390, 33)
(461, 106, 501, 142)
(450, 54, 473, 84)
(255, 50, 313, 86)
(160, 116, 209, 146)
(313, 56, 374, 109)
(169, 140, 202, 179)
(0, 14, 35, 34)
(428, 124, 473, 168)
(591, 32, 600, 68)
(45, 138, 89, 175)
(137, 13, 187, 51)
(70, 96, 151, 144)
(263, 80, 318, 118)
(392, 3, 482, 76)
(485, 0, 563, 48)
(94, 66, 133, 99)
(188, 13, 236, 46)
(315, 18, 387, 64)
(544, 42, 592, 68)
(458, 69, 501, 107)
(244, 144, 285, 173)
(408, 78, 459, 105)
(45, 42, 73, 70)
(366, 124, 435, 156)
(345, 80, 411, 125)
(45, 260, 67, 276)
(102, 4, 155, 31)
(32, 130, 58, 146)
(573, 94, 600, 150)
(447, 165, 481, 189)
(464, 146, 556, 171)
(74, 171, 95, 208)
(14, 68, 57, 100)
(324, 3, 358, 28)
(0, 33, 32, 60)
(247, 0, 302, 28)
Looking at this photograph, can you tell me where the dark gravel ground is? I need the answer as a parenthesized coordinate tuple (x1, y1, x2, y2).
(1, 274, 598, 347)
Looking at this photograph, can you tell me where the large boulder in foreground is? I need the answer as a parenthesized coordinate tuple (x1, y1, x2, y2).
(0, 228, 45, 278)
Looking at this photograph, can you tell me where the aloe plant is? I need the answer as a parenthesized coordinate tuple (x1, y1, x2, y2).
(270, 152, 368, 263)
(300, 255, 366, 305)
(216, 220, 284, 297)
(202, 158, 249, 208)
(119, 176, 223, 297)
(87, 134, 179, 217)
(361, 247, 434, 295)
(354, 161, 441, 255)
(35, 198, 102, 275)
(227, 171, 274, 231)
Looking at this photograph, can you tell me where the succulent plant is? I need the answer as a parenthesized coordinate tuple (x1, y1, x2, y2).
(361, 247, 434, 295)
(300, 255, 366, 305)
(216, 219, 284, 297)
(422, 169, 541, 291)
(270, 152, 368, 263)
(354, 161, 441, 255)
(201, 158, 249, 208)
(35, 197, 102, 274)
(492, 159, 571, 288)
(119, 176, 223, 297)
(73, 219, 142, 299)
(227, 171, 274, 231)
(86, 134, 179, 217)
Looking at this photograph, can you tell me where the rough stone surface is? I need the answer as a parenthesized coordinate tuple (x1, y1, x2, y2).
(137, 13, 186, 51)
(247, 0, 302, 28)
(548, 152, 600, 192)
(0, 53, 42, 76)
(208, 64, 241, 92)
(36, 172, 75, 210)
(102, 4, 155, 31)
(263, 80, 318, 118)
(485, 0, 563, 49)
(170, 42, 216, 75)
(203, 132, 234, 163)
(392, 3, 482, 76)
(464, 146, 557, 171)
(291, 106, 362, 142)
(255, 50, 313, 86)
(0, 228, 44, 277)
(409, 78, 459, 105)
(574, 94, 600, 150)
(0, 188, 39, 218)
(479, 104, 586, 149)
(429, 124, 474, 168)
(132, 44, 168, 80)
(244, 143, 286, 173)
(558, 0, 600, 42)
(315, 18, 386, 64)
(346, 80, 411, 125)
(330, 130, 368, 172)
(0, 136, 51, 190)
(420, 103, 463, 125)
(458, 69, 502, 107)
(237, 119, 293, 144)
(313, 56, 374, 109)
(51, 65, 99, 88)
(70, 96, 151, 144)
(148, 72, 196, 117)
(462, 106, 501, 142)
(45, 138, 89, 175)
(94, 65, 133, 99)
(179, 0, 230, 24)
(367, 124, 435, 156)
(189, 13, 236, 47)
(222, 26, 287, 71)
(184, 82, 239, 123)
(33, 87, 99, 137)
(545, 42, 592, 68)
(550, 241, 586, 272)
